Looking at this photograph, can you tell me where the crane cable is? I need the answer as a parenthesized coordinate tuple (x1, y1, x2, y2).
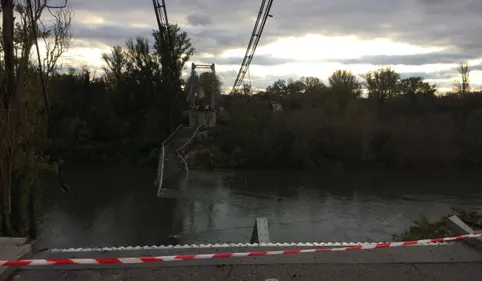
(26, 0, 73, 196)
(246, 68, 253, 95)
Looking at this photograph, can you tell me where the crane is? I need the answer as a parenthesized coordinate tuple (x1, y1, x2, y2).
(152, 0, 182, 131)
(230, 0, 274, 94)
(152, 0, 174, 60)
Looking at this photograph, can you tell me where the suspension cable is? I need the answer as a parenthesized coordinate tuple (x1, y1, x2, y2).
(26, 0, 73, 196)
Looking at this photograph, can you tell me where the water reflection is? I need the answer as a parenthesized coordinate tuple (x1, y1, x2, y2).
(38, 166, 482, 249)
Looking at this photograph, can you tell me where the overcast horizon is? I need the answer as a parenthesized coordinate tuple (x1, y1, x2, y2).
(51, 0, 482, 93)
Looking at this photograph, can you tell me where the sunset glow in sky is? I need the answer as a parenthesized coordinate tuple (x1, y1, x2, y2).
(51, 0, 482, 92)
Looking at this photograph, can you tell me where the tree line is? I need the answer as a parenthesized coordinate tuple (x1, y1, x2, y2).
(49, 29, 197, 164)
(198, 65, 482, 169)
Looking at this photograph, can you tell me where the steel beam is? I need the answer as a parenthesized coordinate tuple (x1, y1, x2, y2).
(250, 217, 270, 244)
(447, 215, 482, 253)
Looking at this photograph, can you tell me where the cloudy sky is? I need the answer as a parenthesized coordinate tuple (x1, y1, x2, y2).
(56, 0, 482, 92)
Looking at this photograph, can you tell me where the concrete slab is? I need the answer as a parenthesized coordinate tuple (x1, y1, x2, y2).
(447, 215, 482, 253)
(5, 241, 482, 280)
(8, 242, 482, 271)
(0, 238, 35, 281)
(9, 262, 482, 281)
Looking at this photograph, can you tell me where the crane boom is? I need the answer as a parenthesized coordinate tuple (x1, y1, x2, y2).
(231, 0, 274, 94)
(152, 0, 174, 56)
(152, 0, 183, 132)
(152, 0, 178, 87)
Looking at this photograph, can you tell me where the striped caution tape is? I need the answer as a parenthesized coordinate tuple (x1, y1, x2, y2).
(1, 232, 481, 267)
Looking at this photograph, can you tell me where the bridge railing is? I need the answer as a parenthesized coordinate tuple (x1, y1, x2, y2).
(155, 124, 183, 194)
(175, 123, 205, 184)
(176, 124, 205, 157)
(156, 111, 211, 197)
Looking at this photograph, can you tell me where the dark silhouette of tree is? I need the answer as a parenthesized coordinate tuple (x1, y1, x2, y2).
(362, 67, 400, 104)
(399, 77, 436, 96)
(454, 61, 470, 94)
(328, 69, 361, 95)
(153, 24, 195, 130)
(266, 79, 289, 96)
(198, 72, 222, 107)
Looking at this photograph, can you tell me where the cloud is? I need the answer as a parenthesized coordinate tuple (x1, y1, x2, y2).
(338, 53, 478, 66)
(469, 64, 482, 72)
(211, 55, 295, 66)
(400, 71, 454, 80)
(270, 0, 482, 54)
(61, 0, 482, 89)
(71, 23, 153, 48)
(67, 0, 482, 52)
(186, 13, 212, 26)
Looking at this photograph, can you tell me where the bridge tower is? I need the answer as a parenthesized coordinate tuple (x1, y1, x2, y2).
(187, 63, 218, 128)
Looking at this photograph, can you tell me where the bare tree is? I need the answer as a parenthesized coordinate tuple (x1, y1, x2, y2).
(40, 4, 73, 76)
(14, 0, 72, 76)
(361, 67, 400, 106)
(328, 70, 362, 103)
(454, 61, 470, 94)
(329, 70, 361, 93)
(1, 0, 16, 235)
(102, 46, 127, 91)
(0, 0, 73, 236)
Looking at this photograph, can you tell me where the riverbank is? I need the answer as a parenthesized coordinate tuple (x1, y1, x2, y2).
(0, 238, 36, 281)
(51, 92, 482, 169)
(184, 141, 482, 170)
(190, 90, 482, 170)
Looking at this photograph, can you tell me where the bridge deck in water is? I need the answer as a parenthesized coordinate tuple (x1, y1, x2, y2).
(161, 126, 199, 182)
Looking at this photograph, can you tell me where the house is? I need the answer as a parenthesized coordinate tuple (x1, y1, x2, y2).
(270, 101, 283, 113)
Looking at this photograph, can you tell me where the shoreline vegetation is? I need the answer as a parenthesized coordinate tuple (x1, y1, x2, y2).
(188, 86, 482, 170)
(53, 65, 482, 170)
(394, 208, 482, 241)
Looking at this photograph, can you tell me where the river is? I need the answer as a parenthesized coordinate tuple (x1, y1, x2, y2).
(37, 165, 482, 249)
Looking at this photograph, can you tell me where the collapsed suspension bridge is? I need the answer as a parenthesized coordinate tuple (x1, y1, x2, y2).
(153, 0, 274, 196)
(2, 2, 482, 280)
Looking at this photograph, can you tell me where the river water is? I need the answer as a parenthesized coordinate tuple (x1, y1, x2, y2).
(37, 165, 482, 249)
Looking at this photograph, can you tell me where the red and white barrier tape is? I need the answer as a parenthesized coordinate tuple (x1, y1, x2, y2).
(1, 232, 481, 267)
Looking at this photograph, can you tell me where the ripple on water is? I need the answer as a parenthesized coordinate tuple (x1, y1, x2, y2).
(38, 167, 482, 248)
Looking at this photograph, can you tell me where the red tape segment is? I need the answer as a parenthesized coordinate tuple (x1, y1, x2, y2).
(1, 232, 481, 267)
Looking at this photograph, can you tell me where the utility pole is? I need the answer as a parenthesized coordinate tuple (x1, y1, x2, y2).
(1, 0, 16, 234)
